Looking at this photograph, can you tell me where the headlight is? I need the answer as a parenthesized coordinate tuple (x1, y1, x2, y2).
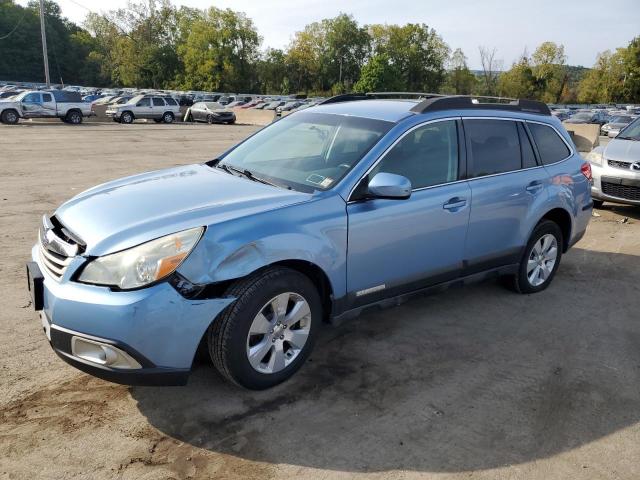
(78, 227, 204, 289)
(585, 150, 604, 166)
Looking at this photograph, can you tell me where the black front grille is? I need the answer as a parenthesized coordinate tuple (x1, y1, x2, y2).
(601, 181, 640, 201)
(608, 160, 631, 170)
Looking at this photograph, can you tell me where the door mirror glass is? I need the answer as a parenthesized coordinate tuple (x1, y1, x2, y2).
(368, 172, 412, 199)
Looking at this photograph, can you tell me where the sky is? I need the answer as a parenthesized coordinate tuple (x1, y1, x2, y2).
(16, 0, 640, 69)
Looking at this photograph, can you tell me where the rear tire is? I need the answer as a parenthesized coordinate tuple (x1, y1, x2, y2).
(65, 110, 83, 124)
(1, 109, 19, 125)
(208, 267, 321, 390)
(162, 111, 174, 123)
(504, 220, 563, 294)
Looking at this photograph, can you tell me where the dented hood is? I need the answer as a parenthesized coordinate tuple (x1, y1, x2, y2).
(55, 163, 310, 255)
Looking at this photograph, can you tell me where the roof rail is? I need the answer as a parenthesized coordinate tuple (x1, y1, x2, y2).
(319, 91, 443, 105)
(410, 96, 550, 115)
(318, 93, 370, 105)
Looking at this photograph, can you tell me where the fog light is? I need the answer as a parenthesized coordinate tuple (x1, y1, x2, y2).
(71, 336, 142, 369)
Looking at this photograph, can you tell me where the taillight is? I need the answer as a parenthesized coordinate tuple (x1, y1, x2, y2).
(581, 162, 593, 182)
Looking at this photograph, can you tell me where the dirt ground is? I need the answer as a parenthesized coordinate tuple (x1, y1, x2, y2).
(1, 122, 639, 480)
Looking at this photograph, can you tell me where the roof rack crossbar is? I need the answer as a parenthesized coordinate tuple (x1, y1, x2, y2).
(410, 96, 550, 115)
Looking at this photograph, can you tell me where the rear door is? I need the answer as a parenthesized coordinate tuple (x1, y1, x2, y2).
(463, 118, 550, 273)
(40, 92, 57, 117)
(152, 97, 166, 118)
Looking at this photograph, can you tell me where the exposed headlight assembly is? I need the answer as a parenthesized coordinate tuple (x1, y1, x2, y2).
(78, 227, 204, 290)
(585, 150, 604, 166)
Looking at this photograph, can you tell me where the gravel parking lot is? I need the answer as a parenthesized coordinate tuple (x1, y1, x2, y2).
(1, 123, 639, 480)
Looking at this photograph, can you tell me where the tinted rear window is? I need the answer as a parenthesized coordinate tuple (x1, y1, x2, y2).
(164, 97, 177, 106)
(465, 119, 521, 177)
(528, 123, 570, 165)
(152, 97, 165, 106)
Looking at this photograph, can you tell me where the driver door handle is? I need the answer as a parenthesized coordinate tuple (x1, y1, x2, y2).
(443, 197, 467, 211)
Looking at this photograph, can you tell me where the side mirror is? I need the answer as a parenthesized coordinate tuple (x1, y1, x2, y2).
(608, 130, 619, 138)
(368, 172, 412, 200)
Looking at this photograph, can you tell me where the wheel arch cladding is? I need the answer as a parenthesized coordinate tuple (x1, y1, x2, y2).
(540, 208, 572, 252)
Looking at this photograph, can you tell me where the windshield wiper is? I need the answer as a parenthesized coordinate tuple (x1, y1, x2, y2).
(220, 163, 284, 188)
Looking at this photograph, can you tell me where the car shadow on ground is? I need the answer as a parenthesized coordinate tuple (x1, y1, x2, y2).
(130, 248, 640, 473)
(598, 203, 640, 221)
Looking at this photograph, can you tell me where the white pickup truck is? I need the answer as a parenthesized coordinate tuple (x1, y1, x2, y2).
(0, 90, 92, 125)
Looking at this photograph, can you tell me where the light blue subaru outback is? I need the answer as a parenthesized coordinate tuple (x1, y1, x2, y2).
(27, 94, 593, 389)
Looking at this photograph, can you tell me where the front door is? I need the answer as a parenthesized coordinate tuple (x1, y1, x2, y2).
(347, 119, 470, 307)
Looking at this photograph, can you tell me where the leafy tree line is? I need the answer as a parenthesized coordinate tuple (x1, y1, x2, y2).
(0, 0, 638, 103)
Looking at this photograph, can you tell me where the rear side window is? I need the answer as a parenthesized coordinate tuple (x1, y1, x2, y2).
(152, 97, 165, 106)
(164, 97, 177, 106)
(42, 93, 52, 102)
(464, 120, 521, 177)
(518, 123, 538, 168)
(528, 123, 570, 164)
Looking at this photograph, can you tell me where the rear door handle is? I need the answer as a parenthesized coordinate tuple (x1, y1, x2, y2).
(443, 197, 467, 211)
(526, 181, 543, 193)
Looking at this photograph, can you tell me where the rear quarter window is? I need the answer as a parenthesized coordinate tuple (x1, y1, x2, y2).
(528, 123, 571, 165)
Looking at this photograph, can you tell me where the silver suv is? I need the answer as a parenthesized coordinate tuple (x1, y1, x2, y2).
(106, 95, 181, 124)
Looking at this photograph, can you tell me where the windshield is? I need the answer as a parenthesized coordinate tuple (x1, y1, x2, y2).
(611, 116, 632, 123)
(617, 117, 640, 140)
(204, 102, 223, 110)
(218, 112, 392, 192)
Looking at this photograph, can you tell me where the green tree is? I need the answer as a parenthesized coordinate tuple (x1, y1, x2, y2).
(178, 6, 260, 91)
(353, 53, 402, 92)
(498, 53, 536, 98)
(442, 48, 477, 94)
(370, 23, 449, 92)
(531, 41, 567, 103)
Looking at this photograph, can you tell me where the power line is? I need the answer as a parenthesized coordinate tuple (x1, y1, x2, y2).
(0, 5, 29, 41)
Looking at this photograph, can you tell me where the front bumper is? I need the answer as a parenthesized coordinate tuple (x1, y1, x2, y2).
(30, 245, 235, 385)
(591, 162, 640, 206)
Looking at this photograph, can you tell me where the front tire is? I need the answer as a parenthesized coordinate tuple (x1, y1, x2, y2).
(1, 109, 19, 124)
(120, 111, 134, 124)
(505, 220, 563, 294)
(208, 267, 321, 390)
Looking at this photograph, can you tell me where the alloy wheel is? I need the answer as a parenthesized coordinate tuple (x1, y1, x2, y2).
(526, 233, 558, 287)
(246, 292, 311, 374)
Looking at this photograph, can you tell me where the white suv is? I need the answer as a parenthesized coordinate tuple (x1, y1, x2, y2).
(106, 95, 182, 124)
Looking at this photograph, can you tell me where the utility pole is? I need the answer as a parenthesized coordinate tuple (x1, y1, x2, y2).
(39, 0, 51, 87)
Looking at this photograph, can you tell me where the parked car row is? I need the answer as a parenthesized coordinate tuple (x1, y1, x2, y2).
(0, 89, 92, 124)
(549, 105, 639, 137)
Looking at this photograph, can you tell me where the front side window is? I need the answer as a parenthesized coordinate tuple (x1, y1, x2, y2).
(22, 93, 40, 103)
(218, 112, 392, 192)
(528, 123, 570, 165)
(370, 120, 459, 190)
(465, 119, 521, 177)
(152, 97, 165, 106)
(137, 97, 151, 107)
